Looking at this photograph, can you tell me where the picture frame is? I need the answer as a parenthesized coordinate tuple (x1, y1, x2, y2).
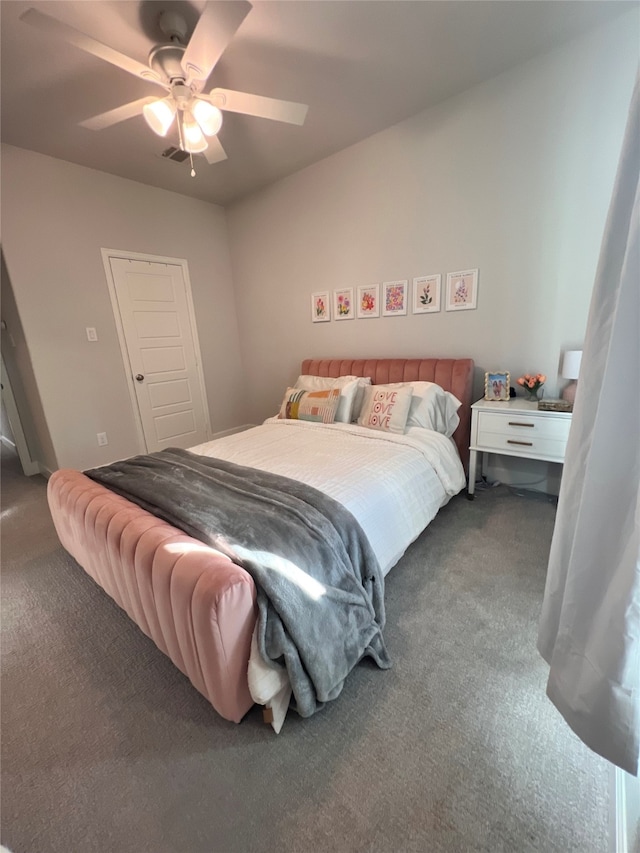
(311, 291, 330, 323)
(412, 274, 441, 314)
(484, 371, 510, 402)
(357, 283, 380, 319)
(333, 287, 355, 320)
(382, 280, 408, 317)
(445, 268, 478, 312)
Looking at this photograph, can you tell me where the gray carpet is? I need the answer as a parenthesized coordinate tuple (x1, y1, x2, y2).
(1, 444, 609, 853)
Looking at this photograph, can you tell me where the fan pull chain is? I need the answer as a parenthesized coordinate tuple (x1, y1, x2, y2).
(177, 113, 185, 150)
(176, 114, 196, 178)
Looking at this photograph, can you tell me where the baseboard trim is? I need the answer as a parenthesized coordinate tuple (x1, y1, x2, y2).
(612, 765, 640, 853)
(209, 424, 255, 440)
(614, 766, 628, 853)
(1, 434, 16, 449)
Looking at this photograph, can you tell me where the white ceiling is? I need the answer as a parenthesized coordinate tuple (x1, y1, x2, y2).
(1, 0, 632, 207)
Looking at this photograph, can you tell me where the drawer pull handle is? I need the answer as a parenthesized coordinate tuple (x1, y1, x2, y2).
(507, 439, 533, 447)
(508, 421, 535, 427)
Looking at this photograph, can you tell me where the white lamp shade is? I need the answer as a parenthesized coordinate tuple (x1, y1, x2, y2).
(561, 350, 583, 380)
(142, 98, 176, 136)
(192, 100, 223, 137)
(182, 113, 208, 153)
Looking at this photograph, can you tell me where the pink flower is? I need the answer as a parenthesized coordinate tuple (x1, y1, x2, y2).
(517, 371, 545, 397)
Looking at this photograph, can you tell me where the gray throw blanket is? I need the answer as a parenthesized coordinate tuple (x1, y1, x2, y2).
(85, 448, 390, 717)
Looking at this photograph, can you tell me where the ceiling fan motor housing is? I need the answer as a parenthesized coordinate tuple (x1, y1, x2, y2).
(158, 10, 188, 42)
(149, 43, 188, 84)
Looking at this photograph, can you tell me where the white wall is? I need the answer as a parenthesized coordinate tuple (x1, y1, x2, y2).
(226, 10, 638, 490)
(1, 12, 637, 485)
(1, 146, 247, 471)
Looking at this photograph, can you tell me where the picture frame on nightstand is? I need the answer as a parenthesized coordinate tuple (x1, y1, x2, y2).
(484, 371, 510, 401)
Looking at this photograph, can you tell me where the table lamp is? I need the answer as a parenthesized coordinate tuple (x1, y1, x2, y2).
(561, 350, 582, 403)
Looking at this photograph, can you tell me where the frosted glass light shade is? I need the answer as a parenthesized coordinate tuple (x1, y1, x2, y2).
(192, 100, 223, 136)
(142, 98, 176, 136)
(561, 350, 582, 380)
(182, 113, 208, 153)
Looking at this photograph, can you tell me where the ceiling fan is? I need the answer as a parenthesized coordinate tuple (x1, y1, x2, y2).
(20, 1, 309, 170)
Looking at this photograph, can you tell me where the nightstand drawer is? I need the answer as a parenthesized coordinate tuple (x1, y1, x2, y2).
(477, 411, 571, 443)
(475, 430, 568, 460)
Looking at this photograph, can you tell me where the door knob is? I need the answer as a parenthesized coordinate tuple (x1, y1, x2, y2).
(135, 374, 144, 382)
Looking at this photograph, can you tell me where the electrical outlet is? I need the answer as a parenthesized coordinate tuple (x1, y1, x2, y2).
(86, 327, 98, 341)
(97, 432, 108, 446)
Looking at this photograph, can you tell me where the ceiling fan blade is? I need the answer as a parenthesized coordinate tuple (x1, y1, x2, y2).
(20, 8, 165, 88)
(203, 136, 228, 165)
(181, 1, 252, 86)
(79, 97, 158, 131)
(208, 88, 308, 126)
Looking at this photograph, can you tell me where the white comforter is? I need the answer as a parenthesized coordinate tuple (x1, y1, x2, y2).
(189, 418, 465, 729)
(191, 418, 465, 574)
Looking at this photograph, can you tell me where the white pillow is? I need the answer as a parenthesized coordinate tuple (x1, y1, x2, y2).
(294, 374, 371, 423)
(357, 384, 413, 434)
(405, 381, 462, 436)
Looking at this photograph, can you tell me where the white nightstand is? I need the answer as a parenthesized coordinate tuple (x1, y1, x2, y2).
(468, 399, 572, 498)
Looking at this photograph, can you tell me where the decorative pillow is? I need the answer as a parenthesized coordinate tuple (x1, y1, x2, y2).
(354, 377, 373, 420)
(278, 387, 340, 424)
(294, 374, 371, 423)
(357, 384, 413, 434)
(405, 381, 462, 437)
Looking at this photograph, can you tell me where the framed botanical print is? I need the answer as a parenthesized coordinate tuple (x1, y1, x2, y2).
(333, 288, 355, 320)
(445, 268, 478, 311)
(357, 283, 380, 318)
(382, 280, 408, 317)
(484, 371, 510, 401)
(412, 274, 441, 314)
(311, 291, 330, 322)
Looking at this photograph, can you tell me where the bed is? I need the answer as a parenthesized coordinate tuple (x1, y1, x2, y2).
(47, 357, 474, 728)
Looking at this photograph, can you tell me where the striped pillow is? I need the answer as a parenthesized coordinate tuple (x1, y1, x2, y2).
(278, 387, 340, 424)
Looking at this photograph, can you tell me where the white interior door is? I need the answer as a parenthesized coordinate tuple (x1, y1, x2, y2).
(108, 256, 210, 453)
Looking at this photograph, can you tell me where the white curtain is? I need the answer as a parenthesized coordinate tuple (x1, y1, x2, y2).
(538, 74, 639, 776)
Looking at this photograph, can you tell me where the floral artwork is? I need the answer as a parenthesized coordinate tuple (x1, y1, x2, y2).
(445, 269, 478, 311)
(311, 291, 330, 323)
(382, 280, 408, 316)
(333, 288, 354, 321)
(357, 284, 380, 318)
(412, 274, 441, 314)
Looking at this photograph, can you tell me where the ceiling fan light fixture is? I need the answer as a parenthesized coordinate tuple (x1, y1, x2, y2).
(142, 98, 177, 137)
(192, 99, 223, 137)
(182, 112, 208, 153)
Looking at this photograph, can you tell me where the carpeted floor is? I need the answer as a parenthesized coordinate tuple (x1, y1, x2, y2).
(1, 444, 609, 853)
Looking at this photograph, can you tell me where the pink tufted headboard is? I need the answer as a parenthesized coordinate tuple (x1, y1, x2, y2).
(300, 357, 475, 474)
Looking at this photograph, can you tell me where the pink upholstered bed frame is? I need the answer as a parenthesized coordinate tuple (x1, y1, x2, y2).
(47, 357, 473, 724)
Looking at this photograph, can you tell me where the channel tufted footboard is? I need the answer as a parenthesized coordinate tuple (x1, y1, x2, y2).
(47, 469, 257, 723)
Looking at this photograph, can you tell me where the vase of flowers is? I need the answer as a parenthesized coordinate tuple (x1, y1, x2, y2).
(517, 373, 546, 401)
